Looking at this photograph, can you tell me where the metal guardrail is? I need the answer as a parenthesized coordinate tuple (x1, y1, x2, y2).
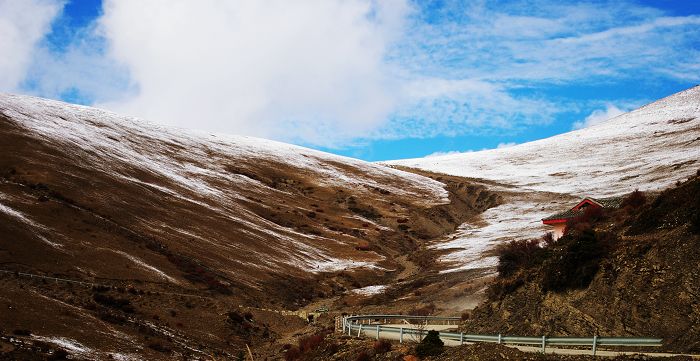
(341, 315, 663, 356)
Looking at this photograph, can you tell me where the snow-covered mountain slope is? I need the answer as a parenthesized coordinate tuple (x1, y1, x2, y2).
(391, 86, 699, 196)
(0, 94, 500, 358)
(388, 86, 700, 272)
(0, 93, 482, 299)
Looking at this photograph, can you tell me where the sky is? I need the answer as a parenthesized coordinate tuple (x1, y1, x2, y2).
(1, 0, 698, 161)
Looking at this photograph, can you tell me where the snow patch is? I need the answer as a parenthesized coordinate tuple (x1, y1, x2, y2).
(352, 285, 388, 295)
(109, 249, 180, 284)
(307, 257, 384, 273)
(0, 201, 62, 249)
(33, 336, 92, 355)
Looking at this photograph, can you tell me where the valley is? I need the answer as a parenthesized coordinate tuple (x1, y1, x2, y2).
(0, 85, 698, 360)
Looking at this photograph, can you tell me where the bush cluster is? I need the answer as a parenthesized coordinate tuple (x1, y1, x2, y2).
(493, 225, 613, 295)
(495, 238, 547, 278)
(284, 332, 329, 361)
(92, 293, 135, 313)
(415, 330, 444, 357)
(408, 303, 436, 317)
(621, 189, 646, 209)
(541, 229, 607, 292)
(373, 339, 392, 354)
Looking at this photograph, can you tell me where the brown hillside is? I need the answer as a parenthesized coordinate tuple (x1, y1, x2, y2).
(0, 94, 499, 359)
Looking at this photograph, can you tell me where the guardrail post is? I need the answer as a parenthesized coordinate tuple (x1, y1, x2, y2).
(358, 324, 362, 338)
(460, 332, 464, 345)
(541, 336, 546, 353)
(498, 334, 502, 344)
(400, 327, 404, 343)
(347, 319, 352, 336)
(376, 325, 380, 340)
(592, 335, 597, 356)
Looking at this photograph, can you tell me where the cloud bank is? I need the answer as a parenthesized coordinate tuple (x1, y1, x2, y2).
(0, 0, 61, 90)
(96, 0, 411, 146)
(3, 0, 700, 147)
(573, 104, 627, 129)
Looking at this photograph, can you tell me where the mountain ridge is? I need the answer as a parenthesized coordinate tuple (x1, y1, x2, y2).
(387, 85, 700, 273)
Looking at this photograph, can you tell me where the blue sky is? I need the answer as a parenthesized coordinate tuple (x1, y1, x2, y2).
(1, 0, 699, 161)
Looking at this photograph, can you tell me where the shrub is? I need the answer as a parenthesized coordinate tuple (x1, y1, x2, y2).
(49, 348, 69, 360)
(583, 205, 604, 222)
(91, 285, 110, 293)
(373, 339, 392, 353)
(227, 311, 244, 324)
(284, 346, 301, 361)
(354, 351, 371, 361)
(409, 303, 435, 317)
(541, 229, 606, 292)
(415, 330, 444, 357)
(541, 232, 556, 247)
(622, 189, 646, 209)
(12, 329, 31, 336)
(487, 277, 525, 298)
(98, 311, 127, 325)
(495, 239, 546, 278)
(326, 341, 339, 355)
(355, 240, 370, 251)
(92, 294, 135, 313)
(147, 340, 171, 353)
(692, 205, 700, 235)
(298, 333, 325, 353)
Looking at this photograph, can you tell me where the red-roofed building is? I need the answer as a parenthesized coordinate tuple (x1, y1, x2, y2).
(542, 197, 623, 239)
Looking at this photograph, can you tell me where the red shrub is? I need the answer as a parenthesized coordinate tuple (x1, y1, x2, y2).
(298, 333, 324, 353)
(355, 240, 370, 251)
(374, 339, 392, 353)
(284, 346, 301, 361)
(354, 351, 371, 361)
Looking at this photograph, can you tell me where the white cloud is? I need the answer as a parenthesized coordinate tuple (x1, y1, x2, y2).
(398, 3, 700, 83)
(425, 150, 465, 158)
(95, 0, 412, 146)
(573, 104, 627, 129)
(21, 26, 132, 103)
(0, 0, 62, 90)
(423, 141, 517, 158)
(496, 142, 517, 149)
